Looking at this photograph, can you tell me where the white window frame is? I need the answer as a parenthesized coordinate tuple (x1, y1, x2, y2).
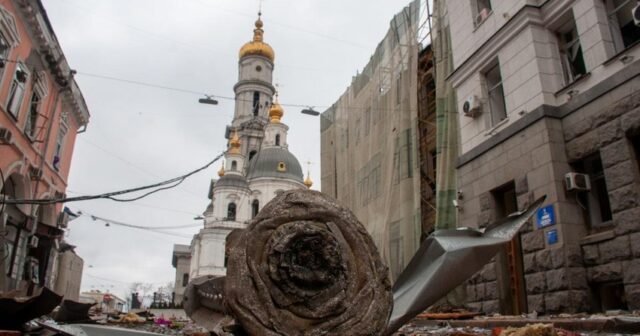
(53, 116, 68, 171)
(6, 63, 28, 119)
(485, 62, 507, 126)
(605, 0, 640, 53)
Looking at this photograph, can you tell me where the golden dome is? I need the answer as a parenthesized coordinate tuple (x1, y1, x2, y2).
(239, 15, 275, 62)
(228, 131, 241, 155)
(217, 162, 225, 177)
(304, 172, 313, 189)
(269, 93, 284, 123)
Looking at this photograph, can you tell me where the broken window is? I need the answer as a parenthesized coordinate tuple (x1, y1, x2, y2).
(557, 16, 586, 85)
(574, 153, 613, 230)
(606, 0, 640, 53)
(24, 90, 40, 139)
(484, 61, 507, 126)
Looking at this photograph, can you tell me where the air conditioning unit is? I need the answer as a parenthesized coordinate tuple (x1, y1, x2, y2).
(28, 235, 39, 248)
(476, 7, 490, 25)
(463, 95, 481, 117)
(28, 166, 42, 180)
(633, 3, 640, 26)
(565, 172, 591, 192)
(0, 127, 12, 144)
(57, 211, 70, 228)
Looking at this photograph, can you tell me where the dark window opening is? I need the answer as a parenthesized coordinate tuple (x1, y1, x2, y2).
(606, 0, 640, 52)
(249, 150, 257, 161)
(275, 134, 280, 146)
(252, 199, 259, 218)
(633, 135, 640, 171)
(253, 91, 260, 116)
(492, 181, 518, 220)
(227, 203, 236, 221)
(573, 153, 613, 230)
(485, 61, 507, 126)
(182, 273, 189, 287)
(231, 161, 238, 171)
(474, 0, 492, 24)
(557, 16, 586, 84)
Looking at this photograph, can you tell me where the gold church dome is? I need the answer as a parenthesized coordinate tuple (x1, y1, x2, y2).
(239, 15, 275, 62)
(269, 93, 284, 123)
(304, 174, 313, 189)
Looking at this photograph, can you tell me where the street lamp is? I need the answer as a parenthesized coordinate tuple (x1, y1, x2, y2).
(199, 95, 219, 105)
(301, 107, 320, 116)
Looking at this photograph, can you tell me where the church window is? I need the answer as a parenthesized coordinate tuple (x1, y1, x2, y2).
(249, 150, 257, 161)
(227, 203, 236, 221)
(277, 161, 286, 172)
(231, 161, 237, 171)
(255, 65, 262, 72)
(275, 134, 280, 146)
(253, 91, 260, 116)
(252, 199, 259, 218)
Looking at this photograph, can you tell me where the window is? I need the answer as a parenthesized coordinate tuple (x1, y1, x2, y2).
(275, 134, 280, 146)
(53, 120, 67, 171)
(474, 0, 492, 25)
(227, 203, 236, 221)
(249, 150, 257, 161)
(557, 17, 586, 84)
(0, 33, 9, 80)
(606, 0, 640, 53)
(231, 160, 237, 171)
(253, 91, 260, 116)
(24, 90, 40, 139)
(485, 62, 507, 126)
(182, 273, 188, 287)
(6, 64, 27, 119)
(492, 181, 518, 219)
(574, 153, 612, 230)
(252, 199, 259, 218)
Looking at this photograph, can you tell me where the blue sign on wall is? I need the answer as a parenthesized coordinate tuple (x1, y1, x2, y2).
(536, 204, 555, 229)
(547, 229, 558, 245)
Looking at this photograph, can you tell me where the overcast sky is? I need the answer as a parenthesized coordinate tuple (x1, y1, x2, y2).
(41, 0, 415, 301)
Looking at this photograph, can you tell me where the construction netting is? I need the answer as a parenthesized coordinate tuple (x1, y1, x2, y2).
(320, 0, 422, 281)
(432, 0, 459, 230)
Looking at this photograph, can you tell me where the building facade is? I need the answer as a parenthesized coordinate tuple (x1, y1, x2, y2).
(0, 0, 89, 296)
(186, 14, 310, 280)
(171, 244, 190, 306)
(442, 0, 640, 313)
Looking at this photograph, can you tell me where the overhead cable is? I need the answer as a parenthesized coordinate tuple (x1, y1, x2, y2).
(0, 152, 225, 205)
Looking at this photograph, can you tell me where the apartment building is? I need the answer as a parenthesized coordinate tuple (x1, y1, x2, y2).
(0, 0, 89, 294)
(443, 0, 640, 314)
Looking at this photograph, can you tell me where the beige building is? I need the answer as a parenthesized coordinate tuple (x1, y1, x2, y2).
(171, 244, 190, 306)
(442, 0, 640, 314)
(80, 290, 126, 313)
(53, 242, 83, 301)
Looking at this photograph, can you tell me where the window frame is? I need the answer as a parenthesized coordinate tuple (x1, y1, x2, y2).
(484, 61, 507, 126)
(574, 153, 613, 231)
(24, 89, 41, 140)
(605, 0, 640, 53)
(556, 18, 587, 85)
(6, 63, 28, 119)
(53, 116, 68, 171)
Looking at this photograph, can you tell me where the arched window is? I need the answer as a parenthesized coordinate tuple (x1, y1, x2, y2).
(275, 134, 281, 146)
(253, 91, 260, 116)
(227, 203, 236, 220)
(249, 150, 257, 161)
(252, 199, 259, 218)
(231, 161, 237, 171)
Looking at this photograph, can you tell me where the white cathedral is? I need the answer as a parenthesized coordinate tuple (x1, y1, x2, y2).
(179, 14, 312, 283)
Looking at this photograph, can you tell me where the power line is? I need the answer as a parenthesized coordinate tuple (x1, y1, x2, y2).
(0, 152, 225, 205)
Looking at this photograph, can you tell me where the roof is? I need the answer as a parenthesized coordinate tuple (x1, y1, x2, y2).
(246, 147, 303, 182)
(172, 244, 191, 267)
(214, 174, 249, 189)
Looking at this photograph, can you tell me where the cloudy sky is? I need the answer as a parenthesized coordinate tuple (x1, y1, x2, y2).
(41, 0, 417, 300)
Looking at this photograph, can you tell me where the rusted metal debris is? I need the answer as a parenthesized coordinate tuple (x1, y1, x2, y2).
(0, 286, 62, 330)
(185, 190, 546, 336)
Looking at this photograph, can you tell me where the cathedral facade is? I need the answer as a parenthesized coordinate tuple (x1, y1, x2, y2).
(186, 14, 311, 280)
